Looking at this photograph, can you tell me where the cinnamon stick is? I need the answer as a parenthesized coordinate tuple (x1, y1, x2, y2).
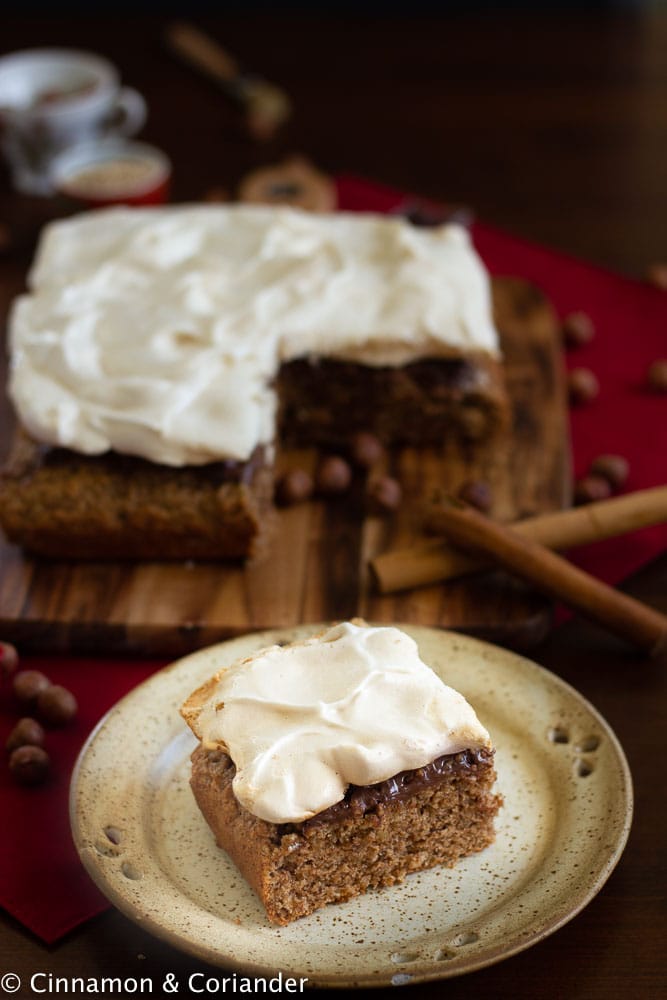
(425, 497, 667, 658)
(371, 485, 667, 594)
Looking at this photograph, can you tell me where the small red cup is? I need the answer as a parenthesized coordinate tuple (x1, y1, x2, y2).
(50, 139, 171, 207)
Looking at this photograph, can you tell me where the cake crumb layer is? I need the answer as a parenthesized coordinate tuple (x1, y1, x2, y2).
(190, 744, 502, 925)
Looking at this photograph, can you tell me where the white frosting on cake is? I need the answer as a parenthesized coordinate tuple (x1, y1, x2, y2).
(187, 620, 492, 824)
(9, 204, 499, 466)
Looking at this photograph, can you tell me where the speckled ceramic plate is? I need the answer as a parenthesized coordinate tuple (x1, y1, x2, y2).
(70, 624, 632, 988)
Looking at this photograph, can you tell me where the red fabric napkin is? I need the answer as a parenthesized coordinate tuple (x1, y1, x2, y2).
(1, 174, 666, 945)
(473, 220, 667, 585)
(0, 656, 164, 942)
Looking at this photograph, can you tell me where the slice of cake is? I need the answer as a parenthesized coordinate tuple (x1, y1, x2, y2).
(0, 429, 273, 560)
(0, 204, 508, 559)
(181, 620, 502, 925)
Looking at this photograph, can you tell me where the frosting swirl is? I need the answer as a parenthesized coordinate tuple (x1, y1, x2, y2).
(182, 621, 492, 824)
(9, 205, 499, 465)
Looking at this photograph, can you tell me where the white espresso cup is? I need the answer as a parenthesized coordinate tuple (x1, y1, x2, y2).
(0, 48, 147, 195)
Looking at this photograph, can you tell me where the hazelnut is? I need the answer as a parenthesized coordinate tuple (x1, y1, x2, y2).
(561, 311, 595, 347)
(6, 717, 46, 752)
(574, 474, 612, 505)
(0, 640, 19, 680)
(457, 480, 493, 513)
(315, 455, 352, 495)
(365, 475, 402, 515)
(9, 745, 50, 786)
(348, 431, 384, 469)
(568, 368, 600, 405)
(13, 669, 51, 707)
(646, 359, 667, 393)
(646, 263, 667, 291)
(589, 454, 629, 490)
(37, 684, 78, 727)
(275, 467, 314, 506)
(457, 406, 488, 441)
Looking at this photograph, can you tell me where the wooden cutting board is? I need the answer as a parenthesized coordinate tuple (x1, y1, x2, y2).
(0, 278, 570, 655)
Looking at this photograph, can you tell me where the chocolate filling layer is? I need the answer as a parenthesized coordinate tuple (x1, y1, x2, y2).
(5, 432, 268, 486)
(266, 746, 495, 834)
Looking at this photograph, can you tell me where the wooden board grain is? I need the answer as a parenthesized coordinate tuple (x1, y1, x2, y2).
(0, 278, 571, 655)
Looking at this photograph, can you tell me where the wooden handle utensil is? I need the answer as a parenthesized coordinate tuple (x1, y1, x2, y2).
(165, 22, 292, 139)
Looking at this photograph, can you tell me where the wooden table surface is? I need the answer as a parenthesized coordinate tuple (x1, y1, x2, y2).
(1, 9, 666, 998)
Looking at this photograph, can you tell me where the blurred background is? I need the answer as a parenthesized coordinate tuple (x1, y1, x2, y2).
(1, 3, 666, 274)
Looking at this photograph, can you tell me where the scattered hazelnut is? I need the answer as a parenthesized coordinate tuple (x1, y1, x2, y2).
(457, 479, 493, 513)
(37, 684, 78, 727)
(646, 263, 667, 291)
(365, 475, 402, 515)
(348, 431, 384, 469)
(457, 406, 488, 441)
(567, 367, 600, 405)
(6, 717, 46, 752)
(275, 467, 314, 506)
(9, 745, 50, 786)
(13, 669, 51, 707)
(646, 359, 667, 393)
(561, 311, 595, 347)
(0, 640, 19, 680)
(589, 454, 629, 490)
(574, 474, 612, 505)
(315, 455, 353, 495)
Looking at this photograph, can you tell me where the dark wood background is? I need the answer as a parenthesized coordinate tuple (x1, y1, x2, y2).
(1, 7, 666, 999)
(2, 8, 667, 274)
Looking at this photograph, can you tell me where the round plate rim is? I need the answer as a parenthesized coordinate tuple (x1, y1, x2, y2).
(70, 623, 634, 988)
